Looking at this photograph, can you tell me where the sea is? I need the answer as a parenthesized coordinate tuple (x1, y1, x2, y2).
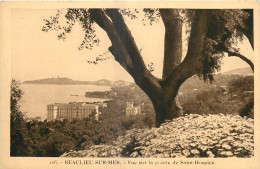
(20, 84, 111, 120)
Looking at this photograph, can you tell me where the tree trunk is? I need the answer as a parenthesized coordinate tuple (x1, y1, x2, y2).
(242, 9, 254, 49)
(160, 9, 183, 78)
(90, 9, 210, 127)
(153, 95, 183, 127)
(160, 9, 184, 122)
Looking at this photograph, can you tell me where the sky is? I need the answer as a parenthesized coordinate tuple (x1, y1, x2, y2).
(11, 9, 254, 82)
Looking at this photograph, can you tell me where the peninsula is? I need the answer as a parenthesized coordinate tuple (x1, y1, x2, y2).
(23, 77, 131, 87)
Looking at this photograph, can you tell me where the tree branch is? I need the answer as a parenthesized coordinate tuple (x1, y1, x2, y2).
(215, 28, 254, 72)
(88, 9, 134, 74)
(164, 10, 211, 91)
(105, 9, 149, 75)
(224, 47, 254, 72)
(159, 9, 182, 78)
(104, 9, 162, 97)
(89, 9, 162, 99)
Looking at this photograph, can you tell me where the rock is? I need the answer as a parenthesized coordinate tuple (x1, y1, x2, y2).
(245, 129, 254, 134)
(198, 145, 208, 151)
(61, 114, 254, 158)
(206, 150, 215, 157)
(220, 151, 233, 157)
(218, 124, 224, 128)
(190, 143, 197, 147)
(182, 149, 191, 156)
(130, 151, 139, 157)
(163, 152, 170, 158)
(191, 149, 200, 155)
(222, 143, 232, 150)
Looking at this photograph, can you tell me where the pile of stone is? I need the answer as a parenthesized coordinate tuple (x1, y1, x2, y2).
(61, 114, 254, 158)
(62, 145, 122, 158)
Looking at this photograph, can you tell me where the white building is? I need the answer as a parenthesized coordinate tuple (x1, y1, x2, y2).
(47, 102, 99, 121)
(126, 102, 141, 116)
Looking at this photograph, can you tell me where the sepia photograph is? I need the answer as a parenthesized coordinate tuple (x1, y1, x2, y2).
(1, 1, 259, 169)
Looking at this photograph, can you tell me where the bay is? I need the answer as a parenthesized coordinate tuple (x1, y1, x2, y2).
(20, 84, 111, 120)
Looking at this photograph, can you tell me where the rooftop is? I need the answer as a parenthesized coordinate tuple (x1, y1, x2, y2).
(47, 102, 100, 107)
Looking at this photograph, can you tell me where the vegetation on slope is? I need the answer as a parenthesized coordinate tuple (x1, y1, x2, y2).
(62, 114, 254, 158)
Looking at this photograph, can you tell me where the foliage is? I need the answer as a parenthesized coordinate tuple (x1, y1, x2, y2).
(198, 9, 250, 81)
(13, 112, 154, 157)
(62, 114, 254, 158)
(229, 76, 254, 118)
(180, 75, 254, 117)
(228, 75, 254, 92)
(10, 80, 155, 157)
(142, 8, 160, 25)
(10, 79, 29, 156)
(239, 98, 254, 119)
(10, 79, 24, 112)
(42, 9, 99, 50)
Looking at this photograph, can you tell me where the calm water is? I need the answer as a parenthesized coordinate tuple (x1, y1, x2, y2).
(20, 84, 111, 120)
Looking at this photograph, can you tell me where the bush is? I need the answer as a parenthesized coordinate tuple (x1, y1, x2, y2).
(239, 98, 254, 119)
(228, 76, 254, 92)
(62, 114, 254, 158)
(10, 79, 29, 156)
(181, 76, 254, 117)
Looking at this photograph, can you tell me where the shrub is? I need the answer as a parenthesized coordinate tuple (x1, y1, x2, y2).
(239, 98, 254, 119)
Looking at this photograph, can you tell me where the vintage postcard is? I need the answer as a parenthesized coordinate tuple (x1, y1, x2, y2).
(1, 1, 259, 169)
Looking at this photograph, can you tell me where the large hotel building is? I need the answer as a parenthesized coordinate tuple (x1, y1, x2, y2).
(47, 102, 106, 121)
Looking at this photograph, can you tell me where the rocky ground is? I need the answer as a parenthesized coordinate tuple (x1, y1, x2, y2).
(61, 114, 254, 158)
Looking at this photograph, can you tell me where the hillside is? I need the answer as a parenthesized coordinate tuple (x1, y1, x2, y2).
(223, 67, 253, 76)
(61, 114, 254, 158)
(179, 74, 239, 96)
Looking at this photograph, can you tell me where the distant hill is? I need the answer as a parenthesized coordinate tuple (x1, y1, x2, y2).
(23, 77, 131, 86)
(95, 79, 112, 86)
(112, 80, 131, 87)
(222, 67, 253, 76)
(24, 67, 253, 86)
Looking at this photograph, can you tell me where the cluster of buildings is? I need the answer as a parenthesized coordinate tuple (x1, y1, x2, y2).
(47, 100, 141, 121)
(47, 102, 107, 121)
(85, 91, 118, 98)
